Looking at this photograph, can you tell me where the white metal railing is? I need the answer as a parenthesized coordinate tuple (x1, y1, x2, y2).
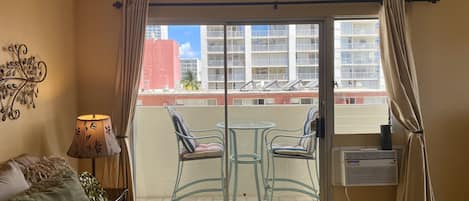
(340, 43, 378, 49)
(208, 73, 245, 81)
(252, 73, 288, 80)
(296, 43, 319, 51)
(208, 45, 245, 52)
(297, 73, 319, 80)
(252, 58, 289, 66)
(208, 60, 245, 67)
(296, 29, 319, 36)
(340, 72, 379, 80)
(252, 44, 288, 52)
(296, 59, 319, 65)
(252, 30, 289, 37)
(207, 30, 244, 38)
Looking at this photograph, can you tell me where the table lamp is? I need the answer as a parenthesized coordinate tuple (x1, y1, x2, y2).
(67, 114, 121, 176)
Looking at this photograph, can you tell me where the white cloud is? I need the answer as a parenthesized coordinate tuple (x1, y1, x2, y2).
(179, 42, 196, 58)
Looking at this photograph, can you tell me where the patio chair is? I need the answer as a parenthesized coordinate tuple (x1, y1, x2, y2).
(263, 107, 320, 201)
(166, 107, 227, 201)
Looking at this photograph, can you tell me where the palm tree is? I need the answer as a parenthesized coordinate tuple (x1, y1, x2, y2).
(180, 71, 200, 91)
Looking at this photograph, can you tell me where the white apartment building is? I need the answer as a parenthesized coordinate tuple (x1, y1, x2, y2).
(200, 21, 382, 90)
(180, 58, 201, 81)
(145, 25, 168, 40)
(334, 20, 383, 89)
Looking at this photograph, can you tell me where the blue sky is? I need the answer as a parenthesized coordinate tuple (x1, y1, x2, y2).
(168, 25, 201, 59)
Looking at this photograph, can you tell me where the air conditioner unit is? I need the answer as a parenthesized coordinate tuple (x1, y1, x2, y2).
(340, 150, 398, 186)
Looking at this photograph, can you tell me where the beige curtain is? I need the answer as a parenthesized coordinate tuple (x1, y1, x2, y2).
(100, 0, 148, 201)
(379, 1, 435, 201)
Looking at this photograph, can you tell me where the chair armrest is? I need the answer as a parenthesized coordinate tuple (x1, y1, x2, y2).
(190, 128, 224, 138)
(175, 132, 224, 144)
(269, 134, 313, 150)
(264, 128, 302, 146)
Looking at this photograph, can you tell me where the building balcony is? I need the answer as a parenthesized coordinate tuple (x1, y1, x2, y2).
(296, 59, 319, 66)
(252, 58, 289, 67)
(134, 104, 389, 200)
(297, 72, 319, 80)
(340, 72, 379, 80)
(252, 73, 288, 80)
(207, 30, 244, 38)
(252, 44, 288, 52)
(252, 30, 289, 37)
(208, 45, 245, 52)
(208, 74, 245, 81)
(296, 44, 319, 51)
(296, 29, 319, 37)
(208, 60, 245, 67)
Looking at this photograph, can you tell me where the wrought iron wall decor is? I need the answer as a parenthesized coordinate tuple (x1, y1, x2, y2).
(0, 44, 47, 121)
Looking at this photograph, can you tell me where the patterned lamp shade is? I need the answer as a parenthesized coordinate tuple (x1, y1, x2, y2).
(67, 114, 121, 158)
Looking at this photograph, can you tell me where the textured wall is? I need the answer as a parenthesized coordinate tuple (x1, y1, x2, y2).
(0, 0, 78, 168)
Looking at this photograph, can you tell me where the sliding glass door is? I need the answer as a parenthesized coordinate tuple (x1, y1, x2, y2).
(134, 21, 328, 201)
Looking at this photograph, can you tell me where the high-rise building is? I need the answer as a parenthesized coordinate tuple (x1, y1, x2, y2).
(145, 25, 169, 40)
(200, 21, 381, 90)
(140, 40, 180, 90)
(180, 58, 200, 81)
(334, 20, 382, 89)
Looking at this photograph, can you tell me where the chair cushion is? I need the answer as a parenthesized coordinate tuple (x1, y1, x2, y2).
(0, 161, 30, 201)
(171, 112, 197, 153)
(181, 143, 223, 160)
(270, 144, 314, 158)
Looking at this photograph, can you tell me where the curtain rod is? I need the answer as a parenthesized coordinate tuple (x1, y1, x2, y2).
(113, 0, 438, 9)
(112, 0, 439, 8)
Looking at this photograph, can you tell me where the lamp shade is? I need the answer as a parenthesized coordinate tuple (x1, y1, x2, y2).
(67, 114, 121, 158)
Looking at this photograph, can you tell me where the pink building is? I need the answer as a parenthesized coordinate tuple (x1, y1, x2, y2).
(140, 40, 180, 90)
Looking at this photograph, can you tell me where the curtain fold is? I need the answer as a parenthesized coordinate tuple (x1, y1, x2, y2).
(100, 1, 149, 201)
(379, 1, 435, 201)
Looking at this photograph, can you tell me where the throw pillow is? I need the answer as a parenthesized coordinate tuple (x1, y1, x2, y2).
(0, 161, 30, 201)
(79, 172, 107, 201)
(7, 168, 89, 201)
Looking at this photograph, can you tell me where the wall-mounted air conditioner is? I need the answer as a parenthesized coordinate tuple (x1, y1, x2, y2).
(340, 150, 398, 186)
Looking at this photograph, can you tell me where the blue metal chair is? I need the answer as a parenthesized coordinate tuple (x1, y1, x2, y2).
(263, 108, 320, 201)
(166, 107, 227, 201)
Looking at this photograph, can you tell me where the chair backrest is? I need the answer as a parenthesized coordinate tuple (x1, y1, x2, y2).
(299, 108, 319, 154)
(166, 107, 197, 153)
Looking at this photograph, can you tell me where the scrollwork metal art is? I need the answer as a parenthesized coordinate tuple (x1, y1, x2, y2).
(0, 44, 47, 121)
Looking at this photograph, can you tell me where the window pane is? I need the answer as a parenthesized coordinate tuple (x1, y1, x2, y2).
(334, 19, 389, 134)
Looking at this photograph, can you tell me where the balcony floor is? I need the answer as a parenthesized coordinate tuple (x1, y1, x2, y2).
(138, 196, 318, 201)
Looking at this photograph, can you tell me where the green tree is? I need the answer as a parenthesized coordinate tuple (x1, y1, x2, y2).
(180, 71, 200, 91)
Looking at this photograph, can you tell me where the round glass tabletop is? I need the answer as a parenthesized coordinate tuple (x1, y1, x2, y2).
(216, 121, 276, 130)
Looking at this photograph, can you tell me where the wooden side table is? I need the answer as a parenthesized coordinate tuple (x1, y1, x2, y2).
(104, 188, 128, 201)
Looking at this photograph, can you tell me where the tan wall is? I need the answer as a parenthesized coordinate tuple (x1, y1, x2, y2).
(74, 0, 122, 172)
(0, 0, 78, 168)
(408, 1, 469, 201)
(74, 0, 469, 200)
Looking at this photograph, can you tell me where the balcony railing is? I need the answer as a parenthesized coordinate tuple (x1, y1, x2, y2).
(252, 73, 288, 80)
(296, 29, 319, 37)
(296, 59, 319, 66)
(252, 58, 288, 66)
(252, 44, 288, 52)
(340, 72, 379, 80)
(208, 45, 245, 52)
(340, 43, 378, 49)
(208, 74, 245, 81)
(207, 30, 244, 38)
(297, 72, 319, 80)
(208, 60, 245, 67)
(252, 30, 289, 37)
(296, 43, 319, 51)
(134, 105, 389, 198)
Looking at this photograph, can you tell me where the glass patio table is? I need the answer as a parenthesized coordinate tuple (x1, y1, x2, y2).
(216, 121, 276, 201)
